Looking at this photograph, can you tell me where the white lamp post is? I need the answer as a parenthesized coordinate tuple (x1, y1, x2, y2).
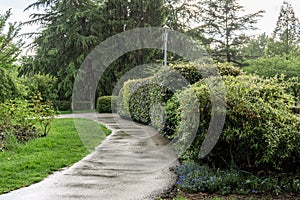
(163, 24, 170, 68)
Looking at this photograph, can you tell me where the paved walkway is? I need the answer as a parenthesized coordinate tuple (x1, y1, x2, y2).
(0, 113, 178, 200)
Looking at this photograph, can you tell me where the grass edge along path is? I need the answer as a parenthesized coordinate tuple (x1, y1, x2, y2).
(0, 118, 111, 194)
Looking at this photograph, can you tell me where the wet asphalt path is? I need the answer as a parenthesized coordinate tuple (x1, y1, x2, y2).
(0, 113, 178, 200)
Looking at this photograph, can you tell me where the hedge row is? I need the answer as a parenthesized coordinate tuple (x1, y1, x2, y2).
(97, 96, 118, 113)
(118, 62, 241, 126)
(118, 62, 300, 172)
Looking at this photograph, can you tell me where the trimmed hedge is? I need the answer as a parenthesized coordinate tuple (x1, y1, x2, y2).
(166, 75, 300, 172)
(97, 96, 118, 113)
(118, 61, 300, 172)
(118, 62, 241, 126)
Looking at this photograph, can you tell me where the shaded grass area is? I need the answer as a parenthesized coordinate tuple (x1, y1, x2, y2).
(0, 118, 111, 194)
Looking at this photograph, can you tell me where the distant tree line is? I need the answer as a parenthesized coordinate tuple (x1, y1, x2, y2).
(2, 0, 300, 105)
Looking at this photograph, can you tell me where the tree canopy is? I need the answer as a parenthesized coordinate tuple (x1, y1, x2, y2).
(0, 9, 22, 102)
(197, 0, 264, 63)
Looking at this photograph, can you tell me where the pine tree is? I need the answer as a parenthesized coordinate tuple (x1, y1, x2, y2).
(200, 0, 264, 63)
(273, 0, 300, 59)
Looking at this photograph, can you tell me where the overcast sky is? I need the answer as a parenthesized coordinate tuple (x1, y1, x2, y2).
(1, 0, 300, 42)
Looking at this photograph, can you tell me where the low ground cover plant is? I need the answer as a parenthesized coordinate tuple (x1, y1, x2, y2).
(173, 162, 300, 195)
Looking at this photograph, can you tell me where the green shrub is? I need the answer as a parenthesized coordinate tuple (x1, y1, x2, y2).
(0, 68, 19, 103)
(169, 62, 242, 83)
(0, 96, 55, 151)
(243, 56, 300, 100)
(22, 74, 58, 103)
(118, 62, 241, 125)
(119, 78, 153, 123)
(243, 56, 300, 79)
(166, 75, 300, 172)
(97, 96, 118, 113)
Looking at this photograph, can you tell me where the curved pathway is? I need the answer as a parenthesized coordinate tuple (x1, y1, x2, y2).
(0, 113, 178, 200)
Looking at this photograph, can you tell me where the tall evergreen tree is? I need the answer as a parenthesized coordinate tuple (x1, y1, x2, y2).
(164, 0, 202, 32)
(198, 0, 264, 63)
(21, 0, 167, 102)
(21, 0, 103, 100)
(273, 0, 300, 59)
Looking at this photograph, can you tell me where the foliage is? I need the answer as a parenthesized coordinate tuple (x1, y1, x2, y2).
(243, 56, 300, 78)
(119, 78, 153, 123)
(164, 0, 202, 32)
(166, 75, 300, 172)
(197, 0, 264, 63)
(0, 9, 22, 102)
(0, 68, 19, 103)
(54, 100, 72, 111)
(20, 0, 103, 101)
(97, 96, 118, 113)
(0, 96, 55, 150)
(118, 62, 242, 125)
(243, 56, 300, 99)
(239, 33, 269, 59)
(0, 9, 22, 70)
(173, 162, 300, 194)
(0, 118, 111, 194)
(21, 0, 167, 100)
(22, 74, 58, 103)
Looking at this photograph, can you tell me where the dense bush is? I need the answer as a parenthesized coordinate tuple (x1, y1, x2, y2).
(0, 68, 19, 103)
(173, 162, 300, 194)
(118, 78, 154, 124)
(166, 75, 300, 172)
(243, 56, 300, 78)
(0, 95, 55, 151)
(118, 62, 242, 126)
(243, 56, 300, 100)
(97, 96, 118, 113)
(22, 74, 58, 102)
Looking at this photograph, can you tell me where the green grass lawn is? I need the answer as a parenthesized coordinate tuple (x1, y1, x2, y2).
(0, 118, 111, 194)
